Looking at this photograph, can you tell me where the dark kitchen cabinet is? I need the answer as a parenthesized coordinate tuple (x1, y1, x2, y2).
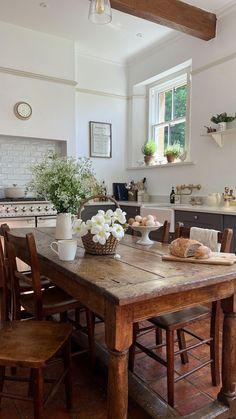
(80, 204, 116, 221)
(223, 215, 236, 253)
(175, 210, 224, 231)
(120, 205, 140, 235)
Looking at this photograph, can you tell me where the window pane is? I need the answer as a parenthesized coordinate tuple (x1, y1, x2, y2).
(154, 125, 169, 157)
(158, 90, 172, 123)
(170, 122, 185, 149)
(173, 85, 187, 119)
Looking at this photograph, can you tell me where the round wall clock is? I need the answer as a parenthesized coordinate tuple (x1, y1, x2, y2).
(14, 102, 32, 120)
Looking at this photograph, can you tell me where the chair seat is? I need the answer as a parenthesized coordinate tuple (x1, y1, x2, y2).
(20, 287, 81, 317)
(149, 305, 210, 330)
(19, 275, 52, 292)
(0, 320, 72, 368)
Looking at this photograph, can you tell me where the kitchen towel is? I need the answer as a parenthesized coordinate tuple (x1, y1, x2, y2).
(190, 227, 220, 252)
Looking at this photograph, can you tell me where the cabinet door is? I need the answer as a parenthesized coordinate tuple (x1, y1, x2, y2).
(223, 215, 236, 253)
(120, 205, 140, 235)
(80, 204, 116, 221)
(175, 211, 223, 231)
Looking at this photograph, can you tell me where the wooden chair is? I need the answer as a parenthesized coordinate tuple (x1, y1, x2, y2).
(129, 223, 233, 407)
(5, 230, 95, 361)
(0, 237, 73, 419)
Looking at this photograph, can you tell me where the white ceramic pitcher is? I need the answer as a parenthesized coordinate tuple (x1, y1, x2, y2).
(55, 213, 75, 240)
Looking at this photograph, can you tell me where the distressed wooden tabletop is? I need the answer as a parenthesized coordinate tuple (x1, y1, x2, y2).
(13, 228, 236, 306)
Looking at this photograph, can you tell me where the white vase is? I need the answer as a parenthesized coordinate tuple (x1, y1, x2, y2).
(55, 213, 74, 240)
(218, 122, 227, 131)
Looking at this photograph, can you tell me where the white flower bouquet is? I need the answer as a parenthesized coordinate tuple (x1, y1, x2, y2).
(73, 207, 127, 255)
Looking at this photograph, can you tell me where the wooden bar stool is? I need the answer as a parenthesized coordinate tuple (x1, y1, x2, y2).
(129, 224, 233, 407)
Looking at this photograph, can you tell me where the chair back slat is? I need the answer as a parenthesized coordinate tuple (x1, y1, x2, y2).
(0, 239, 7, 321)
(6, 231, 43, 320)
(175, 222, 233, 253)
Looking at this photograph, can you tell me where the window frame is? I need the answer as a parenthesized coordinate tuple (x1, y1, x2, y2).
(148, 67, 191, 161)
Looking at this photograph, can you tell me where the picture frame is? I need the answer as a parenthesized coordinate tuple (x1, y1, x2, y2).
(89, 121, 112, 158)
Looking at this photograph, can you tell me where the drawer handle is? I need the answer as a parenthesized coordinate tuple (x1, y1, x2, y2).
(194, 215, 198, 220)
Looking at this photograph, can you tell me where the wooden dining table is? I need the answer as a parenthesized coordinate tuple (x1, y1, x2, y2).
(12, 228, 236, 418)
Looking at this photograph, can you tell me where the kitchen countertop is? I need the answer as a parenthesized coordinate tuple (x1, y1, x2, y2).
(85, 200, 236, 215)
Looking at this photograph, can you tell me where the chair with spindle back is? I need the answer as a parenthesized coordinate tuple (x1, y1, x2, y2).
(6, 230, 95, 362)
(129, 223, 233, 407)
(0, 237, 73, 419)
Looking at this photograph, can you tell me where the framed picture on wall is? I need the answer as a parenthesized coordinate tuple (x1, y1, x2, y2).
(89, 121, 112, 158)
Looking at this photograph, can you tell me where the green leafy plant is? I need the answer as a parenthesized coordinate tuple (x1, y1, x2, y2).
(210, 112, 235, 124)
(141, 140, 157, 156)
(164, 143, 181, 158)
(27, 153, 101, 214)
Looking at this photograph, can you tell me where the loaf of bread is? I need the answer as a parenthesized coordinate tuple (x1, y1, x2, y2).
(169, 238, 202, 258)
(194, 245, 212, 259)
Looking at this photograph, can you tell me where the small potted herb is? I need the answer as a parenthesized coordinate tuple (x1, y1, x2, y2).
(164, 144, 181, 163)
(210, 112, 235, 131)
(141, 140, 157, 165)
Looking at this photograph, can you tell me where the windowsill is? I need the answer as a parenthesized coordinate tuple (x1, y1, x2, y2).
(126, 161, 195, 170)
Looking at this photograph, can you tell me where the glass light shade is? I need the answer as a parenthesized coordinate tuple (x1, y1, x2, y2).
(88, 0, 112, 24)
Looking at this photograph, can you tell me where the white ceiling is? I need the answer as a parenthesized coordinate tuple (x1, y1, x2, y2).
(0, 0, 235, 64)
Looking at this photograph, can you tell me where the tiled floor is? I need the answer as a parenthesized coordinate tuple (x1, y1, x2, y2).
(0, 317, 222, 418)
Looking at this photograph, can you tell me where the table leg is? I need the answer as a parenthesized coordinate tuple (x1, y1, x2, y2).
(105, 302, 133, 419)
(218, 295, 236, 408)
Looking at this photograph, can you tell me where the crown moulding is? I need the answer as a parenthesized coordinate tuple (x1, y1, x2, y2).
(110, 0, 217, 41)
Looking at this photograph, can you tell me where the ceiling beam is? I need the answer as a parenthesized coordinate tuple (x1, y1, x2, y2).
(110, 0, 217, 41)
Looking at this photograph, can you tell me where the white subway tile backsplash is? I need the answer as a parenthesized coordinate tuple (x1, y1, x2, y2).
(0, 136, 65, 187)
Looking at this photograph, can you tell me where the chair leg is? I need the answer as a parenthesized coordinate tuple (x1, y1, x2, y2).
(63, 339, 72, 410)
(155, 328, 163, 345)
(0, 366, 5, 406)
(28, 368, 35, 398)
(85, 309, 95, 367)
(210, 301, 220, 386)
(177, 329, 189, 364)
(166, 330, 175, 407)
(34, 368, 44, 419)
(128, 322, 139, 372)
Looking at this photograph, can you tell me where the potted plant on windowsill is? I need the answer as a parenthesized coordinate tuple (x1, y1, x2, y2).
(141, 140, 157, 165)
(210, 112, 235, 131)
(164, 144, 181, 163)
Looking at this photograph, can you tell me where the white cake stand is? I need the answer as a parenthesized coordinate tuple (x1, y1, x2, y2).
(131, 224, 163, 245)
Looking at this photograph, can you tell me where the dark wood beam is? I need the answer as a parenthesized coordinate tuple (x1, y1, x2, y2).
(110, 0, 217, 41)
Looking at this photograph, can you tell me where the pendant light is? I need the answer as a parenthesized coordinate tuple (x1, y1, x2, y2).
(88, 0, 112, 24)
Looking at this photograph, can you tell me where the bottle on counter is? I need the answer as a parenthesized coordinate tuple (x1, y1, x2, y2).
(170, 187, 175, 204)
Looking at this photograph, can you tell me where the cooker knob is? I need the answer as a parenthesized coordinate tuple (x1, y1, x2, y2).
(45, 206, 49, 212)
(22, 206, 26, 212)
(37, 206, 42, 212)
(29, 206, 34, 212)
(14, 207, 19, 213)
(6, 207, 10, 213)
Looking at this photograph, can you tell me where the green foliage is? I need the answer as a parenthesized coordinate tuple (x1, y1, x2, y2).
(164, 143, 181, 158)
(141, 140, 157, 156)
(210, 112, 235, 124)
(27, 153, 101, 214)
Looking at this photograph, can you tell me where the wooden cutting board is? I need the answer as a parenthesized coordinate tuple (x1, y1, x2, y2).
(162, 252, 236, 265)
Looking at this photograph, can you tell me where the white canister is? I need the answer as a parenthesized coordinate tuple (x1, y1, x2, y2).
(206, 193, 219, 206)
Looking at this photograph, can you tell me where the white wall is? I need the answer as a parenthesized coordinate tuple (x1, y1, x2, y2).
(126, 7, 236, 197)
(76, 54, 128, 192)
(0, 22, 76, 155)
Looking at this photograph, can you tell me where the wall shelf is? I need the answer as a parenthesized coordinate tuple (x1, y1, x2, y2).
(202, 127, 236, 147)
